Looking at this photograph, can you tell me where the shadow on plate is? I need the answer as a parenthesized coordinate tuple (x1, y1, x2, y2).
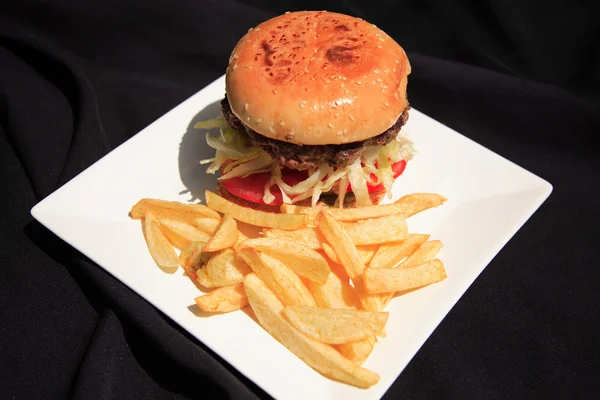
(178, 99, 222, 202)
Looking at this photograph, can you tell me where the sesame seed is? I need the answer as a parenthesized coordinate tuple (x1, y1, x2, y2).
(345, 89, 350, 94)
(371, 80, 376, 85)
(384, 102, 390, 107)
(328, 123, 334, 129)
(320, 105, 325, 111)
(349, 114, 355, 121)
(233, 54, 238, 59)
(244, 103, 248, 111)
(272, 90, 278, 94)
(365, 83, 370, 88)
(377, 45, 382, 48)
(300, 101, 307, 108)
(340, 83, 345, 88)
(336, 131, 342, 136)
(377, 78, 382, 82)
(255, 27, 260, 31)
(232, 64, 238, 70)
(374, 69, 380, 74)
(392, 68, 396, 73)
(304, 67, 309, 73)
(269, 127, 275, 133)
(246, 116, 251, 121)
(279, 121, 285, 126)
(343, 128, 348, 134)
(256, 118, 262, 123)
(382, 84, 388, 89)
(383, 69, 389, 73)
(356, 80, 362, 85)
(395, 59, 400, 64)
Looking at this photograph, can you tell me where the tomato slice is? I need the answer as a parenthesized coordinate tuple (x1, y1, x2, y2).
(219, 160, 407, 206)
(363, 159, 407, 193)
(219, 164, 308, 206)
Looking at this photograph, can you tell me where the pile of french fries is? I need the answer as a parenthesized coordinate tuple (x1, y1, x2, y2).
(130, 190, 448, 388)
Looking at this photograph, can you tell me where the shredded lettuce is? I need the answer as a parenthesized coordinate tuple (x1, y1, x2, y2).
(222, 149, 263, 174)
(219, 153, 273, 180)
(263, 175, 276, 204)
(274, 164, 327, 194)
(195, 117, 415, 207)
(194, 116, 228, 130)
(348, 158, 372, 206)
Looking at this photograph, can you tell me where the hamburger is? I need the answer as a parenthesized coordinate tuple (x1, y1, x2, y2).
(197, 11, 414, 210)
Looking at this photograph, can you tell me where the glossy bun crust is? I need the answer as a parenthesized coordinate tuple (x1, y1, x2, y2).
(225, 11, 411, 145)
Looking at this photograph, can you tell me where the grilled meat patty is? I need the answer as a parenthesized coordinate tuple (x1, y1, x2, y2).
(221, 96, 409, 170)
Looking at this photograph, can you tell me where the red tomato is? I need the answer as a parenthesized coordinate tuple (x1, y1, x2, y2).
(219, 160, 407, 206)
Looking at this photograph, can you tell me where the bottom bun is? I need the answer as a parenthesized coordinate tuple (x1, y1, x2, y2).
(217, 183, 387, 213)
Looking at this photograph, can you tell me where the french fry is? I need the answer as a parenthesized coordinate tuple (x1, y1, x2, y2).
(237, 238, 329, 284)
(399, 240, 443, 268)
(321, 243, 376, 266)
(335, 336, 377, 365)
(206, 190, 309, 230)
(264, 227, 323, 249)
(321, 242, 339, 263)
(394, 193, 447, 218)
(283, 306, 388, 344)
(369, 234, 430, 269)
(236, 230, 249, 245)
(195, 283, 248, 312)
(344, 214, 408, 245)
(179, 241, 208, 280)
(203, 214, 238, 252)
(363, 259, 447, 294)
(267, 220, 406, 248)
(244, 274, 379, 388)
(131, 198, 221, 222)
(142, 212, 180, 269)
(316, 211, 383, 312)
(158, 218, 212, 250)
(193, 217, 220, 235)
(307, 262, 361, 310)
(132, 189, 448, 387)
(237, 248, 316, 307)
(280, 203, 324, 223)
(282, 202, 419, 222)
(196, 248, 251, 288)
(358, 245, 378, 265)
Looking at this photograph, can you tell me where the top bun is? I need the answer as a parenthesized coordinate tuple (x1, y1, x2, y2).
(225, 11, 411, 145)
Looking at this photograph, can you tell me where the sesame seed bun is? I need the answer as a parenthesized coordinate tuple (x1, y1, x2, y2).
(225, 11, 411, 146)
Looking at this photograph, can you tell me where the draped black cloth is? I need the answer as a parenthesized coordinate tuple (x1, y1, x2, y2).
(1, 1, 598, 398)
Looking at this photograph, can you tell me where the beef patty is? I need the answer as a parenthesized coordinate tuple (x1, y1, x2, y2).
(221, 96, 409, 170)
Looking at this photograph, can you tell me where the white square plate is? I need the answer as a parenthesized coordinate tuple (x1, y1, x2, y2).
(31, 75, 552, 400)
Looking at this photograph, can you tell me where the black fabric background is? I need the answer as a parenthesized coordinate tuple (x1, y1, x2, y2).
(1, 1, 599, 399)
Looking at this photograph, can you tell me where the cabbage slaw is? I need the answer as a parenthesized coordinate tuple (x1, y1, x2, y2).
(196, 116, 415, 207)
